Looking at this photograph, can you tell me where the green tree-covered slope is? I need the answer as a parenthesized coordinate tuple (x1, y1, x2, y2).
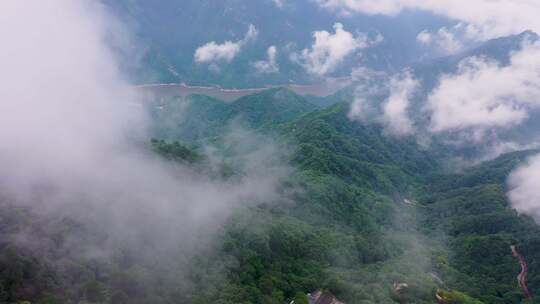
(150, 88, 316, 143)
(0, 89, 537, 304)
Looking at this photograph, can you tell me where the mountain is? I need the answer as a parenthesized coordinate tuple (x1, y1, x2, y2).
(411, 30, 539, 89)
(422, 150, 540, 303)
(306, 31, 540, 163)
(103, 0, 452, 87)
(1, 87, 540, 303)
(146, 89, 540, 303)
(150, 88, 317, 142)
(282, 102, 442, 192)
(278, 30, 539, 116)
(149, 89, 539, 303)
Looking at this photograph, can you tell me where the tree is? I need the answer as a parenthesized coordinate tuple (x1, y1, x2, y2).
(292, 292, 309, 304)
(84, 280, 106, 303)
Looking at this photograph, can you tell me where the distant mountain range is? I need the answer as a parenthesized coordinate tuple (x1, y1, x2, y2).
(104, 0, 453, 87)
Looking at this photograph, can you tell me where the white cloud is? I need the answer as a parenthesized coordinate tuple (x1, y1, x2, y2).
(252, 46, 279, 73)
(194, 24, 258, 64)
(293, 23, 376, 76)
(508, 153, 540, 223)
(315, 0, 540, 40)
(348, 91, 377, 123)
(194, 41, 242, 63)
(273, 0, 285, 8)
(381, 71, 419, 135)
(349, 70, 418, 136)
(244, 24, 259, 42)
(416, 23, 480, 55)
(314, 0, 404, 15)
(426, 38, 540, 133)
(416, 30, 432, 44)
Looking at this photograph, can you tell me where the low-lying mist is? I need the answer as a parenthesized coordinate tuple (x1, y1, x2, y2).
(0, 0, 290, 270)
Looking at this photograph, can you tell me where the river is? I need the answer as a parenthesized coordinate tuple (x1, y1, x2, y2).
(136, 78, 352, 102)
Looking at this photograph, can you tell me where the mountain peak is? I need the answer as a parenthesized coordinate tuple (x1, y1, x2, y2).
(518, 30, 539, 40)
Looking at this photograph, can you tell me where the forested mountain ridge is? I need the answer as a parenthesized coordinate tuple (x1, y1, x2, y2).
(421, 150, 540, 303)
(1, 88, 538, 303)
(150, 88, 316, 143)
(152, 93, 540, 304)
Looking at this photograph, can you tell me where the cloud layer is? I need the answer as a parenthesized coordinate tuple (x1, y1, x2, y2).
(315, 0, 540, 40)
(427, 38, 540, 135)
(350, 34, 540, 143)
(0, 0, 287, 262)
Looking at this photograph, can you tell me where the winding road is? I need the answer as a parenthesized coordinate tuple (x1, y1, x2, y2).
(511, 245, 533, 300)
